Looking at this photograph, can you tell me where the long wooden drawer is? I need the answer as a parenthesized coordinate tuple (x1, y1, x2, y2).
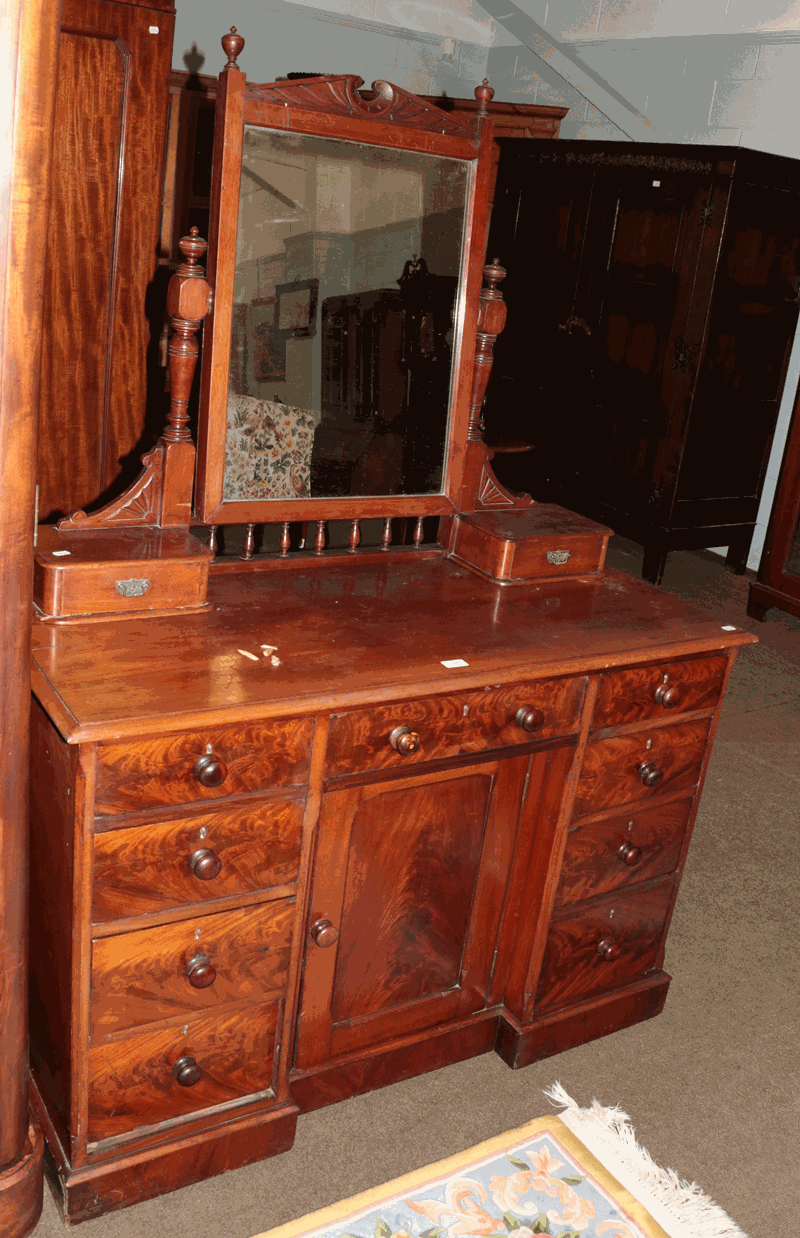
(555, 798, 693, 906)
(88, 999, 283, 1144)
(535, 879, 674, 1011)
(94, 718, 314, 814)
(593, 655, 727, 728)
(92, 800, 304, 923)
(573, 719, 710, 817)
(325, 677, 585, 777)
(91, 901, 295, 1039)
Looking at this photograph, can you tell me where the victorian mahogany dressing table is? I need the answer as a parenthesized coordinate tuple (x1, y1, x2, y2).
(28, 31, 754, 1225)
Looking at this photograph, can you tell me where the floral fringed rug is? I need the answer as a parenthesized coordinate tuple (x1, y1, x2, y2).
(251, 1086, 747, 1238)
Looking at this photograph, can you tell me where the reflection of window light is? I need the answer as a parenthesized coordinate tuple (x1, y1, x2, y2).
(442, 37, 455, 60)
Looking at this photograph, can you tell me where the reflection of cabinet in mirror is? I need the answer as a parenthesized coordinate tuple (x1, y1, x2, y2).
(748, 381, 800, 621)
(316, 263, 457, 496)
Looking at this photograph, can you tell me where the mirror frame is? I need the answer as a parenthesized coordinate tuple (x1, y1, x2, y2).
(194, 42, 495, 525)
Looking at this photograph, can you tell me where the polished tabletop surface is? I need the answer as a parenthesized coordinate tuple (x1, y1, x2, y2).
(31, 558, 755, 742)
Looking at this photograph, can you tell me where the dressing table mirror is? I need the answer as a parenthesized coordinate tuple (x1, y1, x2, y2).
(28, 29, 754, 1227)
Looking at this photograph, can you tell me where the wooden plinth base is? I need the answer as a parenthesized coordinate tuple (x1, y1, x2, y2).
(495, 974, 671, 1070)
(34, 1089, 298, 1227)
(0, 1122, 44, 1238)
(291, 1014, 498, 1113)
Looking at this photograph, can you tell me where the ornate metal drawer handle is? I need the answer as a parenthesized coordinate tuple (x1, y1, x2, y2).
(546, 550, 571, 566)
(115, 577, 150, 597)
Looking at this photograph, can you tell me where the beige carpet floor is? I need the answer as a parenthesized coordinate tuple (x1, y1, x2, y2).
(30, 538, 799, 1238)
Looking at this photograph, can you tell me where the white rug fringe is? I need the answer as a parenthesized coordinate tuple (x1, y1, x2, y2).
(544, 1083, 749, 1238)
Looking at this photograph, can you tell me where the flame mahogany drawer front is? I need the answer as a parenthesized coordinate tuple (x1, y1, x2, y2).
(91, 900, 295, 1039)
(573, 719, 710, 817)
(593, 655, 727, 728)
(92, 799, 304, 923)
(94, 717, 314, 814)
(535, 878, 674, 1011)
(87, 999, 284, 1144)
(325, 676, 586, 777)
(555, 797, 693, 906)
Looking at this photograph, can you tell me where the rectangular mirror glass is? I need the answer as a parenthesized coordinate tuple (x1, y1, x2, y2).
(224, 127, 470, 503)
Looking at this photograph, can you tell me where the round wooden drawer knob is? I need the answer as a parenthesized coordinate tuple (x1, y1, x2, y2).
(189, 848, 222, 881)
(637, 760, 663, 787)
(194, 753, 228, 788)
(515, 705, 545, 733)
(389, 725, 421, 755)
(310, 918, 339, 948)
(185, 953, 216, 988)
(618, 842, 642, 867)
(597, 937, 620, 961)
(172, 1055, 203, 1087)
(654, 683, 681, 708)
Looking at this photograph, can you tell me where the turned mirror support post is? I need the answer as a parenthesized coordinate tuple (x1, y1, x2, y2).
(160, 228, 213, 527)
(458, 261, 532, 512)
(56, 229, 212, 531)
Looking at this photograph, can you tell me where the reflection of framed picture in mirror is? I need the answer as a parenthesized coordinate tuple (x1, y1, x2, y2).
(277, 280, 319, 338)
(250, 297, 287, 382)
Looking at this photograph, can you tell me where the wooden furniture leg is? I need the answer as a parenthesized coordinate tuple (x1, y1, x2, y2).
(642, 543, 669, 587)
(0, 0, 61, 1232)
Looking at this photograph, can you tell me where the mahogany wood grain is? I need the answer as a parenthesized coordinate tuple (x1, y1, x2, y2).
(28, 702, 80, 1154)
(92, 799, 304, 922)
(446, 506, 611, 582)
(88, 998, 284, 1142)
(34, 525, 212, 619)
(290, 1015, 498, 1113)
(556, 798, 693, 905)
(495, 973, 670, 1070)
(91, 901, 294, 1038)
(36, 1089, 298, 1225)
(37, 0, 175, 521)
(573, 719, 710, 817)
(325, 676, 585, 776)
(30, 564, 754, 746)
(94, 717, 313, 814)
(593, 655, 727, 728)
(534, 879, 675, 1011)
(0, 0, 60, 1226)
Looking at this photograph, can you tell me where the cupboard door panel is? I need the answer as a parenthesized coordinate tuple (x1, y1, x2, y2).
(295, 756, 532, 1068)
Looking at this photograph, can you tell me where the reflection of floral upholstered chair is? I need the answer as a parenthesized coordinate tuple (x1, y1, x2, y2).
(223, 394, 321, 500)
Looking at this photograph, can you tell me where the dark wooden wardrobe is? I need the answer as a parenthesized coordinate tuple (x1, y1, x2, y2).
(36, 0, 176, 521)
(483, 141, 800, 584)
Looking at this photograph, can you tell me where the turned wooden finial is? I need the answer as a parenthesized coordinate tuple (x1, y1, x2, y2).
(177, 226, 207, 278)
(221, 26, 244, 70)
(474, 77, 494, 117)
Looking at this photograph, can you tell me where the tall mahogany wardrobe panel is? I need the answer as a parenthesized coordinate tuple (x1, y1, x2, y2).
(484, 141, 800, 586)
(37, 0, 175, 521)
